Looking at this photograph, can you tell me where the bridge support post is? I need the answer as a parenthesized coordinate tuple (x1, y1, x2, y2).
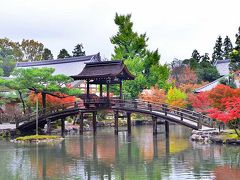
(61, 118, 65, 138)
(79, 112, 84, 135)
(165, 120, 169, 139)
(47, 118, 51, 135)
(127, 112, 131, 134)
(93, 111, 97, 134)
(15, 118, 19, 129)
(152, 116, 157, 135)
(114, 111, 119, 135)
(198, 114, 203, 129)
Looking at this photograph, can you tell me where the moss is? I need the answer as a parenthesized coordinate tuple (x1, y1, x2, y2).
(218, 130, 240, 142)
(16, 135, 60, 141)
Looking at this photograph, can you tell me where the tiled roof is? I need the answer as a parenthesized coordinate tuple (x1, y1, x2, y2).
(16, 53, 101, 67)
(194, 75, 228, 93)
(71, 60, 135, 82)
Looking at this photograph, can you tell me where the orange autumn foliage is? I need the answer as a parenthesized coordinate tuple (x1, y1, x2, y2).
(28, 92, 75, 108)
(139, 86, 166, 104)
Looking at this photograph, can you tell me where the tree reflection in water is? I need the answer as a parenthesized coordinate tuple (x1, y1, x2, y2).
(0, 126, 239, 179)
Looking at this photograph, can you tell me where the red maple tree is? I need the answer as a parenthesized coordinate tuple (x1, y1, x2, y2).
(208, 84, 240, 109)
(189, 92, 212, 113)
(28, 91, 76, 108)
(208, 97, 240, 136)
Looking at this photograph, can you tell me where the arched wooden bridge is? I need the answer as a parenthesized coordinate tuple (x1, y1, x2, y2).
(16, 99, 215, 136)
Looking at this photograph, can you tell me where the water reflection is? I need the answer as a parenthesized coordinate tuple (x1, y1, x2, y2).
(0, 126, 240, 179)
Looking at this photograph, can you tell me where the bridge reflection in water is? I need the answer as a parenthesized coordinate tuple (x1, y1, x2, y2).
(2, 126, 237, 179)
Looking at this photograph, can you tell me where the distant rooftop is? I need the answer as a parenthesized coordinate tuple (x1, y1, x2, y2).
(16, 53, 101, 67)
(16, 53, 101, 76)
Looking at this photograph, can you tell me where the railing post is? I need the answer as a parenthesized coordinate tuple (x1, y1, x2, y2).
(74, 101, 78, 108)
(198, 113, 203, 129)
(164, 105, 168, 116)
(180, 112, 183, 121)
(148, 102, 152, 111)
(134, 101, 137, 109)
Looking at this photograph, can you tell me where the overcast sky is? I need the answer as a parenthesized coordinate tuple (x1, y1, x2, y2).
(0, 0, 239, 63)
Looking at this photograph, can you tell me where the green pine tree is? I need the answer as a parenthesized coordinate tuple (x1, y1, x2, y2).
(110, 13, 170, 98)
(230, 26, 240, 71)
(212, 36, 224, 62)
(42, 48, 53, 60)
(72, 44, 85, 57)
(223, 36, 233, 59)
(57, 49, 71, 59)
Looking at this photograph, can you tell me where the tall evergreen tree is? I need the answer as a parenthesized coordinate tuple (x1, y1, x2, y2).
(110, 13, 170, 98)
(230, 26, 240, 71)
(72, 44, 85, 57)
(191, 49, 201, 62)
(235, 26, 240, 50)
(212, 36, 224, 62)
(223, 36, 233, 59)
(42, 48, 53, 60)
(111, 13, 148, 60)
(57, 49, 71, 59)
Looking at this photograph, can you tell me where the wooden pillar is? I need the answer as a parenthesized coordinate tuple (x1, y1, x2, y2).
(92, 111, 97, 134)
(114, 111, 119, 135)
(107, 83, 110, 99)
(127, 112, 131, 134)
(152, 116, 157, 135)
(47, 118, 51, 135)
(61, 118, 65, 138)
(79, 112, 84, 135)
(99, 84, 103, 97)
(165, 120, 169, 139)
(86, 80, 90, 100)
(198, 113, 203, 129)
(15, 118, 19, 128)
(119, 80, 123, 99)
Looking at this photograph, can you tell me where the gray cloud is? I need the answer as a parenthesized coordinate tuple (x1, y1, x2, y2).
(0, 0, 239, 63)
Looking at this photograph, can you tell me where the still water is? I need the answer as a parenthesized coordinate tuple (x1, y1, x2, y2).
(0, 125, 240, 180)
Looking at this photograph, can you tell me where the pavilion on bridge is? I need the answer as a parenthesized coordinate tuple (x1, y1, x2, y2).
(71, 60, 135, 108)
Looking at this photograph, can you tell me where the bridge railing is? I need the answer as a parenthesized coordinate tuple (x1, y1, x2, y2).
(16, 101, 84, 126)
(111, 99, 214, 128)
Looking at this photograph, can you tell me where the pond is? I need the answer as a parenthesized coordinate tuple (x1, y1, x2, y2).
(0, 125, 240, 179)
